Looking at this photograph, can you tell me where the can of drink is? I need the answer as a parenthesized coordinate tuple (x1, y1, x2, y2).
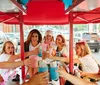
(50, 61, 59, 81)
(38, 45, 42, 57)
(38, 60, 48, 73)
(38, 60, 49, 84)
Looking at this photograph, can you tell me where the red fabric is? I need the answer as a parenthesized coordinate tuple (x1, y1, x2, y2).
(60, 77, 66, 85)
(0, 1, 100, 24)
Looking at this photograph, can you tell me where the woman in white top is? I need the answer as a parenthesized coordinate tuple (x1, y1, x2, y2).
(49, 41, 99, 73)
(0, 41, 38, 85)
(44, 34, 69, 63)
(24, 29, 43, 77)
(55, 34, 68, 57)
(75, 41, 99, 73)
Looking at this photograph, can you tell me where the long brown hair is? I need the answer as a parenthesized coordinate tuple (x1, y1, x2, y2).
(25, 29, 42, 45)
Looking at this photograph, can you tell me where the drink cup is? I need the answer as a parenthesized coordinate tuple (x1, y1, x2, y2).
(29, 55, 38, 68)
(42, 43, 47, 51)
(38, 43, 47, 57)
(50, 61, 59, 81)
(38, 60, 48, 73)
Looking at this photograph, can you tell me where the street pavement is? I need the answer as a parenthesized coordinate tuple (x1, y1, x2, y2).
(92, 50, 100, 65)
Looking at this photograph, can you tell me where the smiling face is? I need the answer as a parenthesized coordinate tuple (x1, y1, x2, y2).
(75, 42, 90, 57)
(46, 35, 52, 42)
(56, 36, 63, 45)
(31, 33, 39, 44)
(44, 30, 54, 44)
(4, 42, 14, 55)
(56, 35, 65, 47)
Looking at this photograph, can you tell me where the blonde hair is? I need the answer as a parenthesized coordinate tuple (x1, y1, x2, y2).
(1, 41, 15, 55)
(44, 30, 54, 42)
(76, 42, 91, 57)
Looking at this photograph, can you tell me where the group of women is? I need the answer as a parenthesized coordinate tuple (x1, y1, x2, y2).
(0, 29, 100, 85)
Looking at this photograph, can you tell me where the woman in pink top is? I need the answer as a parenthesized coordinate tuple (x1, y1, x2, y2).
(42, 30, 56, 60)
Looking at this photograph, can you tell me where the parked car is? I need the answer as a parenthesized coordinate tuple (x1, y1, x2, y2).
(82, 33, 99, 52)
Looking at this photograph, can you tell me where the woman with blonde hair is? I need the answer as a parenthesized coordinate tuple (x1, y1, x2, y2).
(74, 41, 99, 73)
(0, 41, 38, 85)
(45, 34, 69, 63)
(55, 34, 69, 57)
(48, 41, 99, 73)
(42, 30, 56, 60)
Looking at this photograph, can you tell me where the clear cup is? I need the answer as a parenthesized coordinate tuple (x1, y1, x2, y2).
(38, 43, 47, 57)
(41, 43, 47, 51)
(29, 55, 38, 68)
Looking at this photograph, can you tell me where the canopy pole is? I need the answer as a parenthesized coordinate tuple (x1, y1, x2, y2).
(19, 11, 25, 81)
(69, 11, 74, 74)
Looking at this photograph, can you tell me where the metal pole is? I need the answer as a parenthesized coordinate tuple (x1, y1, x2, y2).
(69, 11, 74, 74)
(65, 11, 74, 85)
(19, 11, 25, 81)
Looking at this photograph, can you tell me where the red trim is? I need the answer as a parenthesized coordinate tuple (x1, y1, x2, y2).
(73, 11, 100, 14)
(76, 16, 89, 22)
(0, 17, 15, 23)
(69, 12, 74, 74)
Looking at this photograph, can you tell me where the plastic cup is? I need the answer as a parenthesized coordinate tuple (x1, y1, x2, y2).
(29, 55, 38, 68)
(38, 44, 47, 57)
(41, 43, 47, 51)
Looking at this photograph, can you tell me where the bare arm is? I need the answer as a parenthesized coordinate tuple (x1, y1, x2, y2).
(64, 73, 97, 85)
(51, 56, 68, 62)
(82, 72, 100, 80)
(11, 48, 39, 60)
(0, 58, 32, 69)
(50, 56, 81, 64)
(0, 61, 23, 69)
(57, 69, 97, 85)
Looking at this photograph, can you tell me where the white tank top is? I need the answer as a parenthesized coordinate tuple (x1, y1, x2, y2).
(0, 53, 11, 81)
